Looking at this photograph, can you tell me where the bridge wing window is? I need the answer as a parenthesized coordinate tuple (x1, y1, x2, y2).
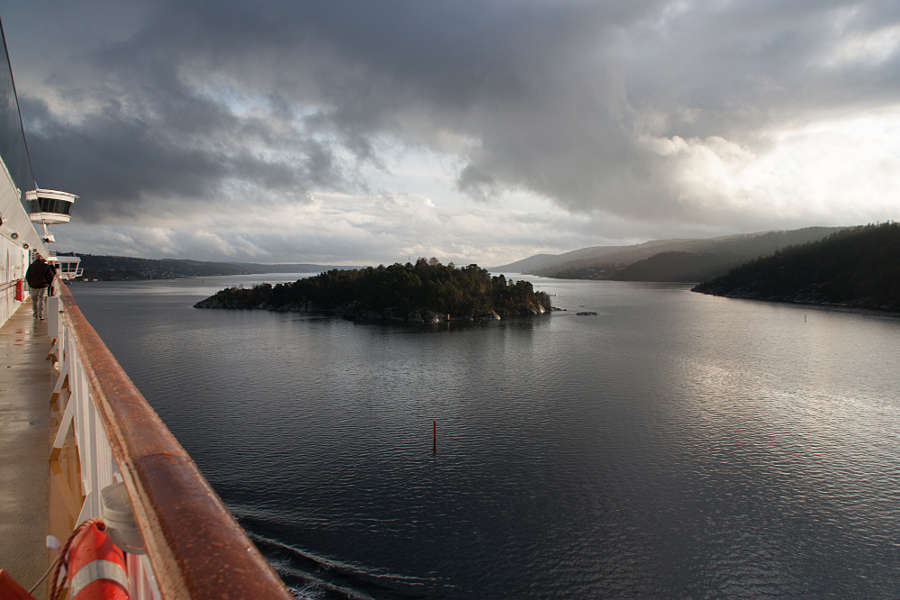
(29, 197, 73, 215)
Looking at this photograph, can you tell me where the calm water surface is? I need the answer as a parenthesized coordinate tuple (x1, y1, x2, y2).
(71, 275, 900, 599)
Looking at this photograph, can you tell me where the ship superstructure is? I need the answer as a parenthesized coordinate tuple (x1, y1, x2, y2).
(26, 187, 78, 245)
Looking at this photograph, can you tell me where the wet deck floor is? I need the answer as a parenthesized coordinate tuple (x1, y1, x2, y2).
(0, 303, 50, 598)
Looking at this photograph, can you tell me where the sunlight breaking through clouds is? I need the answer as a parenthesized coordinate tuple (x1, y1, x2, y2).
(643, 106, 900, 225)
(4, 1, 900, 264)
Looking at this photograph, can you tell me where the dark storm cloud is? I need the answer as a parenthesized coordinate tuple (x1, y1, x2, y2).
(5, 0, 900, 228)
(23, 92, 340, 221)
(9, 1, 352, 221)
(22, 96, 226, 220)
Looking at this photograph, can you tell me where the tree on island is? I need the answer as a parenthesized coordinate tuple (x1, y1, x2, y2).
(195, 258, 552, 323)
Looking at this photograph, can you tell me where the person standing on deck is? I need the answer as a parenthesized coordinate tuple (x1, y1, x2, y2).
(25, 253, 55, 319)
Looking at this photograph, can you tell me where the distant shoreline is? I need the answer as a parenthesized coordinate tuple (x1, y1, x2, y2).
(59, 252, 358, 281)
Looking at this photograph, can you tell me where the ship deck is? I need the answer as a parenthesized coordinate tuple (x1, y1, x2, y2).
(0, 303, 50, 598)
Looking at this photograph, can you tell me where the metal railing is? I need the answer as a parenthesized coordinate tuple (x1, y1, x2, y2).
(48, 283, 291, 599)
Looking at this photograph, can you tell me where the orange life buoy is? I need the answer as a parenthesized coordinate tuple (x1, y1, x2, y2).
(66, 521, 130, 600)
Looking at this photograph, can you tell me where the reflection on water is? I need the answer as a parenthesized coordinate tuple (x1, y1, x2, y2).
(71, 275, 900, 599)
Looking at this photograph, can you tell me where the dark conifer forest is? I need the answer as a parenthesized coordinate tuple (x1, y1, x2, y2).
(693, 223, 900, 312)
(195, 259, 552, 323)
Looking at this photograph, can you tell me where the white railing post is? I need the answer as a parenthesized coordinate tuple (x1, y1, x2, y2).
(51, 285, 289, 600)
(57, 311, 162, 600)
(48, 295, 60, 341)
(127, 554, 162, 600)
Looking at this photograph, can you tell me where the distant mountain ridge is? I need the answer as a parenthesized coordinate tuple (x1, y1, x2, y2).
(62, 253, 354, 281)
(693, 223, 900, 312)
(491, 227, 846, 282)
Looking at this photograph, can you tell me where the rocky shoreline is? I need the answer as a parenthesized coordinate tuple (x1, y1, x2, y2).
(692, 287, 900, 315)
(194, 293, 544, 324)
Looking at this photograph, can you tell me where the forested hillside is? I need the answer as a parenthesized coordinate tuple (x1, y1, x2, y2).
(492, 227, 843, 281)
(692, 223, 900, 312)
(613, 251, 737, 282)
(63, 253, 347, 280)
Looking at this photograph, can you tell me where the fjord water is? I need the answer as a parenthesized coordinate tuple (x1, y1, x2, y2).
(71, 276, 900, 599)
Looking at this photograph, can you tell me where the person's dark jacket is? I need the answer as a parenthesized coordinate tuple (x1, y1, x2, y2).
(26, 259, 55, 289)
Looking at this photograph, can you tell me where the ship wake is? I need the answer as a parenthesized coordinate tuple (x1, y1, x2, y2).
(246, 530, 445, 600)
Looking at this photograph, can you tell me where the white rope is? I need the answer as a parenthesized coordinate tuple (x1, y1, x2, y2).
(28, 553, 62, 595)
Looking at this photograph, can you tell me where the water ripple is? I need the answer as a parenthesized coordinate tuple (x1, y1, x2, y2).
(72, 279, 900, 599)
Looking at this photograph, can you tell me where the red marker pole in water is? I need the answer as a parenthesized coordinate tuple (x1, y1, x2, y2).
(432, 420, 437, 455)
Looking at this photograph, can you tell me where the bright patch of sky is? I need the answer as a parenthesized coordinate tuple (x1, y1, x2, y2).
(821, 23, 900, 68)
(650, 106, 900, 224)
(5, 1, 900, 265)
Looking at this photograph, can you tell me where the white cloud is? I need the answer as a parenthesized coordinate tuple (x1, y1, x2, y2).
(10, 1, 900, 267)
(820, 23, 900, 68)
(49, 102, 900, 266)
(643, 105, 900, 225)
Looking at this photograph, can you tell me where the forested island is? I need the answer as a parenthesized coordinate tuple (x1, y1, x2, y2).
(195, 259, 552, 323)
(693, 223, 900, 312)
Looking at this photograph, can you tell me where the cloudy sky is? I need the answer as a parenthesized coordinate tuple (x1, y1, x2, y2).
(4, 1, 899, 265)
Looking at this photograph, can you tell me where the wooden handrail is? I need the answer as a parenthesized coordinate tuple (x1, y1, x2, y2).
(58, 284, 291, 599)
